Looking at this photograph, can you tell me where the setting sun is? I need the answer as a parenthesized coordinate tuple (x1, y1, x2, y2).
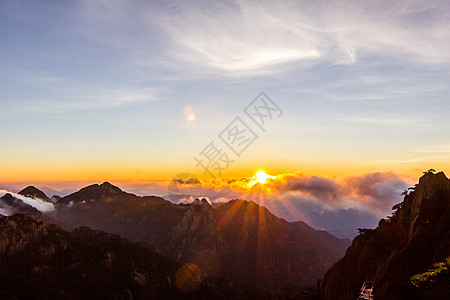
(248, 170, 275, 187)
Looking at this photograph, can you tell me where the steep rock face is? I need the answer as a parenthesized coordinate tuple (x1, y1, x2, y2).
(0, 214, 271, 299)
(51, 185, 350, 289)
(409, 171, 448, 237)
(320, 171, 450, 299)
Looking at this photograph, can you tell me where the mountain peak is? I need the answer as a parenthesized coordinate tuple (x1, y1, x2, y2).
(1, 193, 15, 202)
(192, 197, 212, 206)
(58, 182, 125, 205)
(100, 182, 123, 194)
(18, 186, 49, 201)
(410, 171, 448, 231)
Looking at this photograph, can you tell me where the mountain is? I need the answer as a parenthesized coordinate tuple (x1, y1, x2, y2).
(51, 183, 350, 289)
(18, 186, 50, 201)
(320, 171, 450, 299)
(0, 213, 275, 299)
(0, 193, 42, 216)
(57, 182, 126, 205)
(40, 186, 75, 197)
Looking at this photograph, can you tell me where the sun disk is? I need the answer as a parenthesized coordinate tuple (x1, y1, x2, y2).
(248, 170, 275, 187)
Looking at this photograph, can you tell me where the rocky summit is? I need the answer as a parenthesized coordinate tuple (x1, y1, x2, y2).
(18, 185, 50, 201)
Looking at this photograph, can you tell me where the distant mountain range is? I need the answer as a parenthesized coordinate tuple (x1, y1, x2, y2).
(1, 171, 448, 299)
(1, 182, 350, 289)
(48, 182, 350, 289)
(0, 181, 352, 298)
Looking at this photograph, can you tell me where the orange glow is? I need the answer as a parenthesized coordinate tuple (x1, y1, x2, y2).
(248, 170, 275, 187)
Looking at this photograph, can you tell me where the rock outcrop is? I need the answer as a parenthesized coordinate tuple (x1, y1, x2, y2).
(320, 171, 450, 299)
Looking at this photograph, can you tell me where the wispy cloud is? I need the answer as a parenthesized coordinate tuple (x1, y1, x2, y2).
(150, 0, 450, 76)
(1, 69, 162, 114)
(415, 145, 450, 153)
(363, 159, 424, 165)
(338, 116, 410, 126)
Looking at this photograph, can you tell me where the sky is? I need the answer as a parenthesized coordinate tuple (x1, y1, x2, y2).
(1, 0, 449, 234)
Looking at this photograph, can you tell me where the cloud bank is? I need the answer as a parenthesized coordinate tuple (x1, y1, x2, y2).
(0, 189, 55, 213)
(170, 171, 410, 237)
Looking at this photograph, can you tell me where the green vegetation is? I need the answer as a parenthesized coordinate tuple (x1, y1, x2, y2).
(410, 257, 450, 288)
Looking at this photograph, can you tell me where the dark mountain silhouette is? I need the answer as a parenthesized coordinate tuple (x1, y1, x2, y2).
(51, 183, 350, 289)
(18, 185, 50, 201)
(0, 213, 272, 299)
(320, 171, 450, 299)
(57, 182, 127, 205)
(51, 194, 62, 202)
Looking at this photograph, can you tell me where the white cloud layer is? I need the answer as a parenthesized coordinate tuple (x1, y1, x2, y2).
(0, 189, 54, 212)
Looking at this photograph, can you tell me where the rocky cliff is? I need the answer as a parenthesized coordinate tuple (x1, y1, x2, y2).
(320, 171, 450, 299)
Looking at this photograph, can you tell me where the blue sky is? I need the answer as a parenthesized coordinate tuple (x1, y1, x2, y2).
(1, 0, 450, 183)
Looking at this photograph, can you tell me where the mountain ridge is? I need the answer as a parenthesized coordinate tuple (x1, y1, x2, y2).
(46, 182, 350, 289)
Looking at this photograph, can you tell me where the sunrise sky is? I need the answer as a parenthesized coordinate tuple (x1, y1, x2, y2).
(1, 1, 450, 233)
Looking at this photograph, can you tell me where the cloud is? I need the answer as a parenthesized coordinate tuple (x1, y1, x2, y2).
(272, 172, 409, 214)
(23, 172, 409, 237)
(154, 0, 450, 76)
(6, 74, 162, 114)
(342, 173, 409, 213)
(280, 176, 341, 204)
(339, 117, 410, 126)
(173, 171, 410, 237)
(0, 189, 55, 212)
(0, 207, 12, 216)
(171, 177, 201, 185)
(72, 0, 450, 78)
(416, 145, 450, 154)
